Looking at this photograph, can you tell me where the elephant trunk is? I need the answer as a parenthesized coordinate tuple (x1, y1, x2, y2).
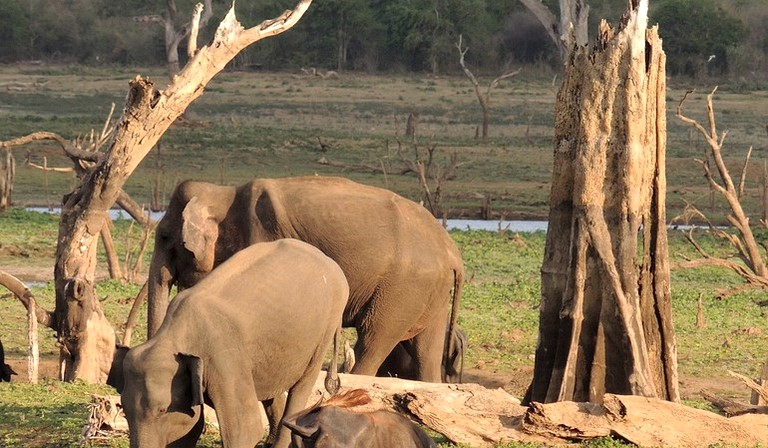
(147, 262, 173, 339)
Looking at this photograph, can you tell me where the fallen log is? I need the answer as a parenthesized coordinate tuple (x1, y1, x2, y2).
(86, 373, 768, 447)
(521, 393, 768, 447)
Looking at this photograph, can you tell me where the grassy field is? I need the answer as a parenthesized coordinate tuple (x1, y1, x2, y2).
(0, 64, 767, 222)
(0, 209, 766, 447)
(0, 64, 767, 446)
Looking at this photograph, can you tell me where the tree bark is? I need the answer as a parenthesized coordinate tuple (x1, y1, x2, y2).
(526, 0, 679, 404)
(52, 1, 314, 382)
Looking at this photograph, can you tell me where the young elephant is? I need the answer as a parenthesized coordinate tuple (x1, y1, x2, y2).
(1, 339, 18, 382)
(282, 389, 436, 448)
(378, 328, 467, 382)
(146, 176, 464, 383)
(120, 239, 349, 448)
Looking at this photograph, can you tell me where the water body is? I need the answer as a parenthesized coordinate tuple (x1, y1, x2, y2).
(27, 207, 549, 233)
(26, 207, 717, 233)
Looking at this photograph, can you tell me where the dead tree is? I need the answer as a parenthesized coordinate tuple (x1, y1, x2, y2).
(394, 138, 463, 217)
(526, 0, 679, 404)
(0, 2, 313, 383)
(134, 0, 214, 80)
(674, 88, 768, 287)
(518, 0, 590, 63)
(456, 35, 521, 140)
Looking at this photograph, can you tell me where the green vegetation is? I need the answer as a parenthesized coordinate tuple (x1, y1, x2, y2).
(1, 210, 766, 446)
(651, 0, 748, 76)
(0, 0, 765, 79)
(1, 67, 766, 225)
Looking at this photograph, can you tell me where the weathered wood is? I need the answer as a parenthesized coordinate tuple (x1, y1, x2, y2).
(528, 0, 678, 404)
(87, 375, 768, 448)
(26, 295, 38, 384)
(522, 393, 768, 447)
(700, 389, 768, 416)
(754, 358, 768, 406)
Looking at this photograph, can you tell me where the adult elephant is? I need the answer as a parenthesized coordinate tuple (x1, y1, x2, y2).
(147, 176, 463, 383)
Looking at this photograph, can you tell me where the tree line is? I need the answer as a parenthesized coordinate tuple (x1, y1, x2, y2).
(0, 0, 763, 78)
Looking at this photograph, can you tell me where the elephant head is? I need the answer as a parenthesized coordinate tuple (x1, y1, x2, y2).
(121, 344, 205, 448)
(147, 182, 240, 336)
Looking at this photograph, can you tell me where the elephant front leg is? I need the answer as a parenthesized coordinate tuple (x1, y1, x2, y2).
(208, 377, 265, 448)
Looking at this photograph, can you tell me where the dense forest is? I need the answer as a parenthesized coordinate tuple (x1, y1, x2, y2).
(0, 0, 765, 80)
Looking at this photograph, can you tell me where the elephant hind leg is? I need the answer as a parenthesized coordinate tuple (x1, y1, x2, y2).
(408, 315, 449, 383)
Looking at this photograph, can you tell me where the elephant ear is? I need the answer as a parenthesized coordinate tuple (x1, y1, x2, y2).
(179, 353, 204, 407)
(181, 196, 218, 272)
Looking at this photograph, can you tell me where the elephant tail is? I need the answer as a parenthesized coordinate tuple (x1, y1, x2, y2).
(324, 326, 341, 395)
(444, 266, 464, 383)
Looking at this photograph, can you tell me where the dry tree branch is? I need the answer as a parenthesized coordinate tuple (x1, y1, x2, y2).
(675, 87, 767, 280)
(728, 370, 768, 404)
(0, 270, 54, 329)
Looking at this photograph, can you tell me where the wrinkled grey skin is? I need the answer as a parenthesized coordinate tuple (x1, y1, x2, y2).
(282, 404, 436, 448)
(147, 176, 464, 383)
(378, 327, 467, 382)
(121, 240, 348, 448)
(1, 339, 17, 382)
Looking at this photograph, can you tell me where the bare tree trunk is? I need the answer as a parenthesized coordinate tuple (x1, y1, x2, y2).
(519, 0, 590, 63)
(526, 0, 678, 404)
(53, 2, 314, 382)
(0, 149, 14, 211)
(100, 217, 123, 280)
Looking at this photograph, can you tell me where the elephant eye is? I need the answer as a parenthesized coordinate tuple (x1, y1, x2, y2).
(157, 407, 168, 415)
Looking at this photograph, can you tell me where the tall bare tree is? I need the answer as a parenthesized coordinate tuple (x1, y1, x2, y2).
(0, 1, 313, 383)
(526, 0, 679, 404)
(519, 0, 590, 63)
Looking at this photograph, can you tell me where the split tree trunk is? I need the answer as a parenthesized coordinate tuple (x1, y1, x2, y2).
(526, 0, 679, 404)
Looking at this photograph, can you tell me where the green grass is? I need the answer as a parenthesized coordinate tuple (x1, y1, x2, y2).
(1, 209, 767, 446)
(1, 64, 767, 446)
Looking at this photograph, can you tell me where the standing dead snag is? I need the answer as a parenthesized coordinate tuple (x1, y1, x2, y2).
(49, 1, 314, 383)
(526, 0, 679, 404)
(456, 35, 521, 140)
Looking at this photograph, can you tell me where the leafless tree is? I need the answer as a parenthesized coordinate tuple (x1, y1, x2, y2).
(674, 88, 768, 288)
(456, 35, 521, 140)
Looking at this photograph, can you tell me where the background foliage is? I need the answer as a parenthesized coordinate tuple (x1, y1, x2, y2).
(0, 0, 764, 81)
